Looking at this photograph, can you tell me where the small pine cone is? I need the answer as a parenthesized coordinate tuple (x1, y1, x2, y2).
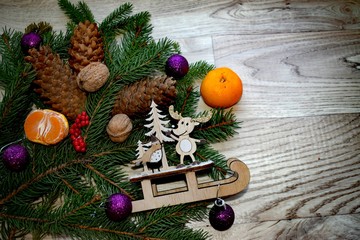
(112, 75, 177, 117)
(25, 46, 87, 120)
(68, 20, 104, 73)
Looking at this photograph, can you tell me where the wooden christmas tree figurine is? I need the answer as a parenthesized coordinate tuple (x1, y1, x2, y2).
(131, 101, 174, 172)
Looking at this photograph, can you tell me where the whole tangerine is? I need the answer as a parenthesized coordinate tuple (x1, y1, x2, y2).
(200, 67, 243, 108)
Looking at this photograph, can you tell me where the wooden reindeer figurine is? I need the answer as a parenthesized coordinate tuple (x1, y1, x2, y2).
(132, 136, 163, 173)
(168, 105, 212, 166)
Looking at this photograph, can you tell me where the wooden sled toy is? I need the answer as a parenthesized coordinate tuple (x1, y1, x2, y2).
(129, 158, 250, 213)
(129, 102, 250, 212)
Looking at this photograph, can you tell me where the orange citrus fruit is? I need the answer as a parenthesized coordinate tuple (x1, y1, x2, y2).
(24, 109, 69, 145)
(200, 67, 243, 108)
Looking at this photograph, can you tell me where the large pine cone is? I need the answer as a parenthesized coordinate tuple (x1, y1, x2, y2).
(68, 20, 104, 73)
(112, 75, 177, 117)
(25, 46, 87, 120)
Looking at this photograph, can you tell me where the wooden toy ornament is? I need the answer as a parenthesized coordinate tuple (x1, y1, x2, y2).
(168, 105, 212, 166)
(129, 100, 250, 213)
(132, 136, 163, 173)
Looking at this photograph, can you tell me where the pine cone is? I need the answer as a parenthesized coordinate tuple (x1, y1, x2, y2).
(112, 75, 177, 117)
(25, 46, 87, 120)
(68, 20, 104, 73)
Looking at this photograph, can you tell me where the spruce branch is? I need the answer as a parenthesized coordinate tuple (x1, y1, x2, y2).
(57, 0, 83, 23)
(178, 61, 214, 88)
(112, 36, 178, 84)
(0, 68, 34, 145)
(126, 11, 153, 41)
(57, 173, 81, 195)
(0, 30, 21, 58)
(1, 224, 29, 240)
(1, 203, 57, 238)
(196, 144, 229, 180)
(58, 0, 93, 24)
(89, 141, 138, 163)
(99, 2, 133, 34)
(83, 80, 118, 146)
(134, 204, 209, 240)
(195, 108, 240, 143)
(0, 159, 91, 205)
(54, 171, 88, 197)
(41, 29, 73, 59)
(100, 6, 153, 62)
(0, 30, 35, 145)
(60, 194, 102, 220)
(64, 223, 163, 240)
(174, 61, 214, 117)
(77, 1, 95, 23)
(179, 85, 193, 114)
(84, 164, 135, 200)
(0, 212, 48, 224)
(1, 194, 104, 239)
(138, 204, 208, 233)
(0, 29, 26, 87)
(24, 21, 53, 35)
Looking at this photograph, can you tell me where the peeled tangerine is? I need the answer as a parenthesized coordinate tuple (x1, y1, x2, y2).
(24, 109, 69, 145)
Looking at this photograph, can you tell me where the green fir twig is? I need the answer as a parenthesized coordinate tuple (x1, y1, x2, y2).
(58, 0, 94, 24)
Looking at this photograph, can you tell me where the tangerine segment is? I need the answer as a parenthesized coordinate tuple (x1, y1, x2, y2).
(24, 109, 69, 145)
(23, 110, 45, 144)
(43, 112, 69, 145)
(200, 67, 243, 108)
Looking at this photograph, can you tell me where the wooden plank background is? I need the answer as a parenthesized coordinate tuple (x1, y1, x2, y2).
(1, 0, 359, 239)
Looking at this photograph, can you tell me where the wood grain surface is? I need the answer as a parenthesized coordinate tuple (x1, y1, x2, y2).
(1, 0, 359, 239)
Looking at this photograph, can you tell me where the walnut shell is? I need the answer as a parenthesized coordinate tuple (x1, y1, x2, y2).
(106, 114, 133, 143)
(76, 62, 109, 92)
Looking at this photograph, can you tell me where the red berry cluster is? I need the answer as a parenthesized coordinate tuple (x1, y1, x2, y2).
(69, 111, 90, 153)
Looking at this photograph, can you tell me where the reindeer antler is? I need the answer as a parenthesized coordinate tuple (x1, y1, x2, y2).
(193, 110, 212, 123)
(169, 105, 182, 120)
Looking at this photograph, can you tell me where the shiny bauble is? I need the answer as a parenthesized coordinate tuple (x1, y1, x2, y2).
(209, 198, 235, 231)
(21, 32, 42, 53)
(2, 144, 30, 172)
(105, 193, 132, 221)
(165, 54, 189, 79)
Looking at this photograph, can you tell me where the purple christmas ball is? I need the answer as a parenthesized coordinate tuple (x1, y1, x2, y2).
(209, 199, 235, 231)
(2, 144, 30, 172)
(21, 32, 42, 53)
(165, 54, 189, 79)
(105, 193, 132, 221)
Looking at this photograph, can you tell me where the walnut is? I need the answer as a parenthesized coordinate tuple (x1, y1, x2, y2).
(106, 114, 133, 143)
(76, 62, 109, 92)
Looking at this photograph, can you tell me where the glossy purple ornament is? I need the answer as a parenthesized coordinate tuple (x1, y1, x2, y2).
(209, 198, 235, 231)
(165, 54, 189, 79)
(21, 32, 42, 53)
(2, 144, 30, 172)
(105, 193, 132, 221)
